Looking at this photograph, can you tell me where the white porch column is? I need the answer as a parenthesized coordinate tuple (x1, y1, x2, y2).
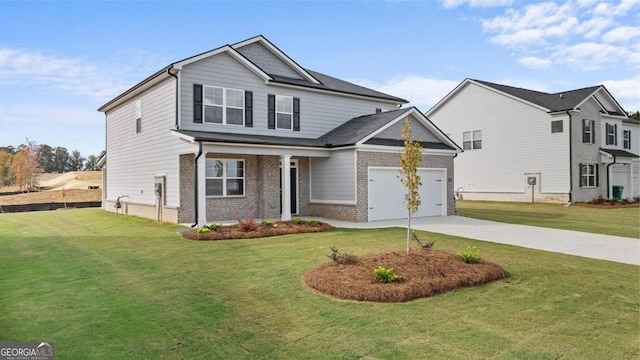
(627, 162, 635, 198)
(197, 153, 207, 227)
(281, 154, 292, 221)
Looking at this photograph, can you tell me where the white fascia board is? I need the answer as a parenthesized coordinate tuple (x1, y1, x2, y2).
(471, 80, 550, 112)
(356, 144, 459, 156)
(170, 130, 196, 143)
(425, 78, 468, 117)
(266, 82, 403, 106)
(201, 142, 331, 158)
(357, 108, 462, 151)
(99, 69, 172, 113)
(577, 86, 627, 115)
(232, 35, 321, 85)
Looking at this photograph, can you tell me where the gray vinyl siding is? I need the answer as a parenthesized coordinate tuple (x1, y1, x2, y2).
(105, 78, 194, 207)
(374, 115, 440, 142)
(179, 52, 397, 138)
(235, 42, 304, 79)
(310, 149, 356, 202)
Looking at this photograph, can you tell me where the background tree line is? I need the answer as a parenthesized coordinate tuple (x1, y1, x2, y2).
(0, 139, 104, 188)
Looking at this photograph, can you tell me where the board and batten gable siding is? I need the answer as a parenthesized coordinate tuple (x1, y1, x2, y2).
(429, 82, 570, 194)
(373, 115, 440, 142)
(310, 149, 356, 203)
(235, 42, 305, 80)
(178, 52, 397, 138)
(105, 78, 193, 208)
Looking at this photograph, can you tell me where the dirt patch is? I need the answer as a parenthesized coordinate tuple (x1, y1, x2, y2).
(181, 220, 335, 240)
(0, 189, 102, 205)
(303, 250, 507, 302)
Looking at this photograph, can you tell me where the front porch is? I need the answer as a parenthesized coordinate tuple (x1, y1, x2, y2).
(601, 149, 639, 200)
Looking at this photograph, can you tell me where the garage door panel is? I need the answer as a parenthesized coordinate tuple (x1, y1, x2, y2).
(369, 168, 444, 221)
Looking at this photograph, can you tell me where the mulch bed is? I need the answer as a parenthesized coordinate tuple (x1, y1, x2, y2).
(181, 220, 335, 241)
(303, 250, 507, 302)
(573, 202, 639, 209)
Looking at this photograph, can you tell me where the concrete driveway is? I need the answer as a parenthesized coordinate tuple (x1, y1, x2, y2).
(319, 215, 639, 266)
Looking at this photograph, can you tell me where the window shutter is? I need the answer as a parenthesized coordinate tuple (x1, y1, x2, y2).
(193, 84, 203, 123)
(376, 108, 382, 114)
(579, 164, 584, 187)
(595, 164, 599, 187)
(582, 120, 587, 143)
(614, 124, 618, 145)
(268, 94, 275, 129)
(293, 97, 300, 131)
(245, 91, 253, 127)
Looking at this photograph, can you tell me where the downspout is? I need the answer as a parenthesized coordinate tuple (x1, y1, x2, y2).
(167, 65, 179, 129)
(606, 152, 616, 198)
(191, 141, 203, 228)
(567, 111, 573, 202)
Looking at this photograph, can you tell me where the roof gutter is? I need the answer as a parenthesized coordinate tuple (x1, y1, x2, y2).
(605, 150, 616, 198)
(191, 141, 203, 228)
(567, 110, 573, 202)
(167, 65, 179, 129)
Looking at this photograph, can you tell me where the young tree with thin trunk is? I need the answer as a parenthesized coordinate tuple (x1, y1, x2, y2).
(398, 118, 423, 255)
(9, 140, 40, 192)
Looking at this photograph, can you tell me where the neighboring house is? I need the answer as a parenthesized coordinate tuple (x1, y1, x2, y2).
(426, 79, 639, 203)
(98, 35, 461, 226)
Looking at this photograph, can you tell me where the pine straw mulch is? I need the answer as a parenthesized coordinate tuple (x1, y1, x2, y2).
(303, 250, 507, 303)
(181, 220, 335, 241)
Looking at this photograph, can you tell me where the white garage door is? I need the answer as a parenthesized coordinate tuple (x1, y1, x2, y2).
(368, 167, 445, 221)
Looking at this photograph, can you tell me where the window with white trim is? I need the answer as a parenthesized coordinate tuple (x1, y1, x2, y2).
(582, 119, 595, 143)
(623, 130, 631, 150)
(276, 95, 293, 130)
(580, 163, 598, 187)
(205, 159, 245, 197)
(606, 123, 617, 145)
(463, 130, 482, 150)
(203, 86, 244, 125)
(135, 99, 142, 133)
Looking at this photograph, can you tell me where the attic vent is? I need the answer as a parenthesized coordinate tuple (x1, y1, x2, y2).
(559, 93, 563, 99)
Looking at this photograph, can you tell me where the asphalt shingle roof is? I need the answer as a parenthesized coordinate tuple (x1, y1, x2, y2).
(319, 108, 412, 146)
(601, 149, 639, 158)
(474, 79, 601, 112)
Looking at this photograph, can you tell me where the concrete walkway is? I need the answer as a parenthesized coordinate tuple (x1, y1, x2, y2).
(317, 215, 640, 266)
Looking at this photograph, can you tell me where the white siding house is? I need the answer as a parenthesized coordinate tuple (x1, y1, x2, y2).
(426, 79, 639, 203)
(99, 35, 461, 226)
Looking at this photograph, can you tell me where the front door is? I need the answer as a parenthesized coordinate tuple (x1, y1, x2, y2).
(280, 160, 298, 215)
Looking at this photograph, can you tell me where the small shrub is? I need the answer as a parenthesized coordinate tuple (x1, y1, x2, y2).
(592, 195, 605, 205)
(261, 220, 274, 226)
(412, 231, 435, 250)
(458, 245, 481, 264)
(291, 217, 303, 225)
(197, 227, 210, 234)
(206, 223, 222, 231)
(306, 219, 319, 226)
(633, 196, 640, 203)
(237, 215, 259, 232)
(327, 246, 358, 265)
(373, 266, 402, 283)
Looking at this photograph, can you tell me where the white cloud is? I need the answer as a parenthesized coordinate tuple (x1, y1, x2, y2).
(477, 0, 640, 72)
(0, 102, 102, 126)
(601, 76, 640, 111)
(439, 0, 512, 8)
(0, 47, 148, 100)
(351, 75, 460, 110)
(518, 56, 552, 69)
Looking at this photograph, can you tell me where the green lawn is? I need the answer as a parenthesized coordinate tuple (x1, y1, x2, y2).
(456, 200, 640, 238)
(1, 209, 638, 359)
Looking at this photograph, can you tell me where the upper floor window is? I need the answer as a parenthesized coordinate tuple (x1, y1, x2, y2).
(268, 94, 300, 131)
(463, 130, 482, 150)
(135, 99, 142, 134)
(276, 95, 293, 130)
(205, 159, 245, 197)
(606, 123, 617, 146)
(551, 120, 563, 133)
(582, 119, 595, 143)
(579, 163, 598, 188)
(193, 84, 253, 127)
(204, 86, 244, 125)
(623, 130, 631, 150)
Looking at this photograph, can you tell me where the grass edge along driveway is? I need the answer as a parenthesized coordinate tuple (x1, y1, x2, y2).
(456, 200, 640, 238)
(1, 209, 638, 359)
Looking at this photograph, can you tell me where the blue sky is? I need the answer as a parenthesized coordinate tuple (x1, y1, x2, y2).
(1, 0, 638, 157)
